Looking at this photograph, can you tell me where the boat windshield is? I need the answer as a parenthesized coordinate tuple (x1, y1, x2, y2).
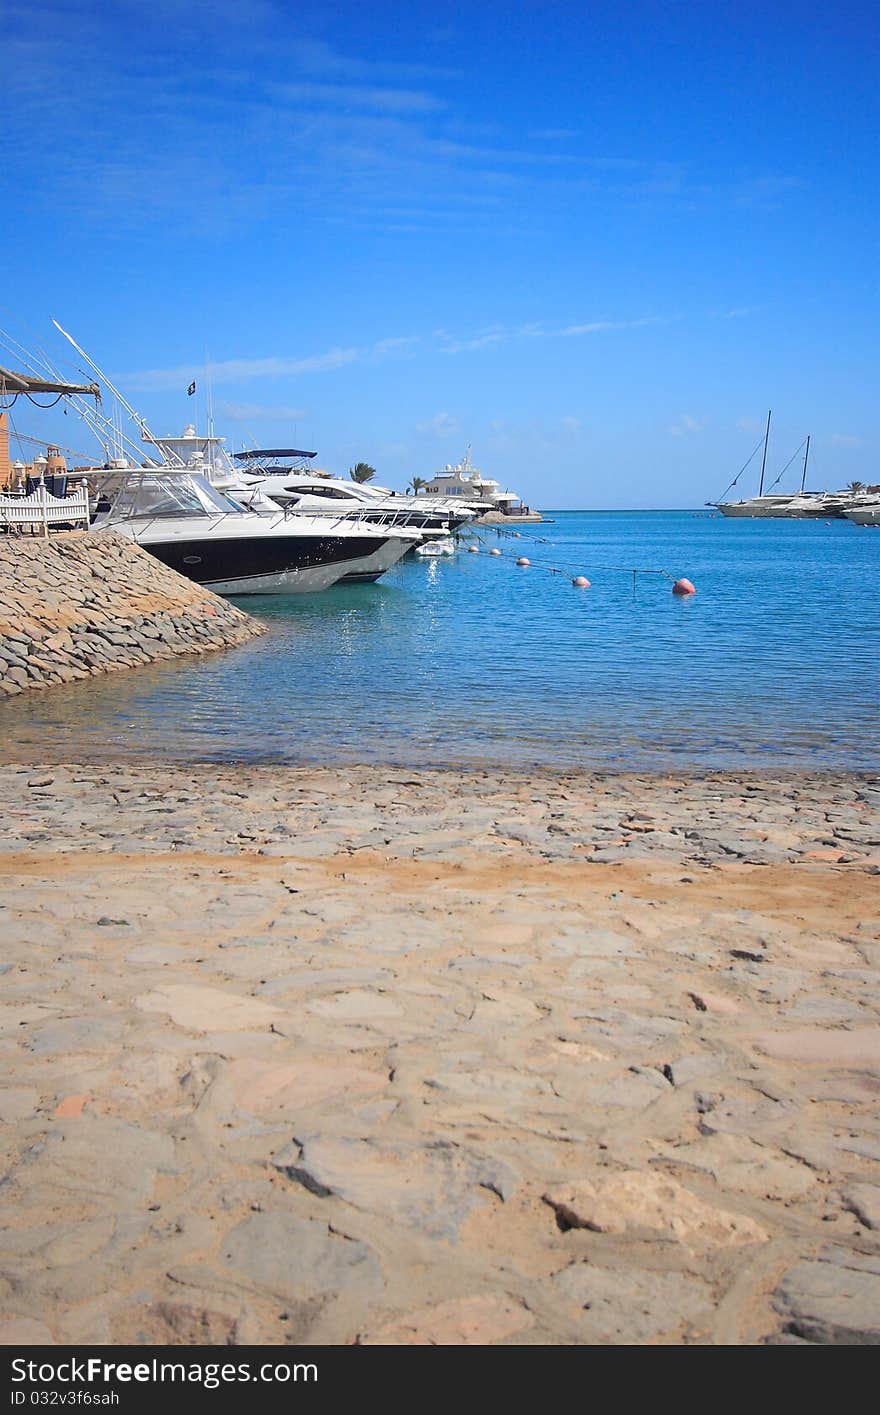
(109, 472, 245, 520)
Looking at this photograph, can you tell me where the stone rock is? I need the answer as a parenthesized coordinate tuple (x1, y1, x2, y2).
(842, 1184, 880, 1231)
(754, 1028, 880, 1067)
(773, 1251, 880, 1343)
(221, 1211, 382, 1302)
(662, 1054, 723, 1088)
(306, 990, 403, 1022)
(274, 1137, 514, 1240)
(0, 1088, 41, 1123)
(358, 1294, 534, 1345)
(656, 1133, 816, 1201)
(686, 988, 743, 1015)
(135, 984, 284, 1033)
(554, 1262, 712, 1342)
(543, 1170, 768, 1247)
(204, 1056, 389, 1118)
(12, 1117, 177, 1205)
(151, 1299, 240, 1345)
(0, 1316, 55, 1344)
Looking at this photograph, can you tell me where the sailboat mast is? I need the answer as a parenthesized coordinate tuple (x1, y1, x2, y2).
(757, 409, 772, 497)
(800, 434, 811, 493)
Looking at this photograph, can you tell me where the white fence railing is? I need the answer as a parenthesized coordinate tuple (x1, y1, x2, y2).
(0, 480, 90, 533)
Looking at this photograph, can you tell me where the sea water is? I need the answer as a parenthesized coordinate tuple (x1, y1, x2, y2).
(2, 511, 878, 771)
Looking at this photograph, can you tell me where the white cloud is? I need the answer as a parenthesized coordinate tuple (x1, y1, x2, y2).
(270, 81, 445, 114)
(670, 414, 705, 437)
(830, 433, 864, 448)
(562, 316, 661, 337)
(217, 401, 309, 422)
(415, 411, 461, 438)
(124, 348, 359, 392)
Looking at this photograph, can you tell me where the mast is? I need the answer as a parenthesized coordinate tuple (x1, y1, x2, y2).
(757, 409, 771, 497)
(800, 434, 811, 493)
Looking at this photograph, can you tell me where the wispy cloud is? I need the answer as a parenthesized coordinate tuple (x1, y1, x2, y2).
(217, 401, 309, 422)
(830, 433, 865, 448)
(415, 411, 461, 438)
(124, 313, 673, 391)
(561, 316, 663, 336)
(670, 414, 706, 437)
(125, 348, 358, 392)
(268, 81, 446, 114)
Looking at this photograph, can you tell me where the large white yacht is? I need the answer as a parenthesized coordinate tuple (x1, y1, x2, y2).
(90, 467, 420, 594)
(228, 448, 478, 532)
(416, 449, 535, 519)
(843, 498, 880, 526)
(716, 493, 796, 518)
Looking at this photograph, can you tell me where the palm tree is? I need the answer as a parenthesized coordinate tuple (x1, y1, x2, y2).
(409, 475, 426, 495)
(349, 462, 376, 484)
(846, 480, 865, 494)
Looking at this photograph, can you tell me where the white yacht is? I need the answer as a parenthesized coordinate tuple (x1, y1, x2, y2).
(843, 499, 880, 526)
(416, 448, 534, 518)
(229, 449, 478, 533)
(90, 467, 420, 594)
(716, 493, 796, 518)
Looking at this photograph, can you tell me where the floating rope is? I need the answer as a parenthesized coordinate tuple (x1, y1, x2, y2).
(460, 534, 683, 587)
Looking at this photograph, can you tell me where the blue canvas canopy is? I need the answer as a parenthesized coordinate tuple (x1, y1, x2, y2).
(233, 448, 317, 460)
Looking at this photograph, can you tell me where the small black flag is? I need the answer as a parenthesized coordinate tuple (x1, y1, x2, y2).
(187, 381, 196, 396)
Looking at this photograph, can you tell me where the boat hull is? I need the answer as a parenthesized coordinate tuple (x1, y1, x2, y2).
(139, 533, 396, 595)
(337, 535, 418, 584)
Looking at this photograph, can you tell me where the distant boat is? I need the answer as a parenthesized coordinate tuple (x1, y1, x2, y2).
(713, 412, 796, 517)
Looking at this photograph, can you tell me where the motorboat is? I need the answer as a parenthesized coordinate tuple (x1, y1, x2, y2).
(716, 493, 795, 518)
(89, 467, 420, 594)
(416, 448, 537, 520)
(843, 499, 880, 526)
(414, 536, 456, 557)
(229, 449, 478, 532)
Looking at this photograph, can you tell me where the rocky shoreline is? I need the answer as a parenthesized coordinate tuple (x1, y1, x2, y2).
(0, 762, 878, 1344)
(0, 534, 263, 698)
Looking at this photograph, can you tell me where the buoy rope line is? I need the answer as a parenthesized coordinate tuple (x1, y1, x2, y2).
(463, 529, 676, 580)
(461, 532, 696, 594)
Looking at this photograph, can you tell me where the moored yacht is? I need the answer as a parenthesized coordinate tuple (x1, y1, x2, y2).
(843, 499, 880, 526)
(90, 467, 420, 594)
(229, 449, 478, 532)
(716, 493, 795, 518)
(416, 448, 540, 521)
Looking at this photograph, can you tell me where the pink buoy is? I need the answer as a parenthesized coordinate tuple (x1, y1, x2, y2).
(516, 556, 530, 566)
(572, 576, 591, 588)
(672, 578, 696, 596)
(490, 547, 502, 556)
(467, 545, 479, 553)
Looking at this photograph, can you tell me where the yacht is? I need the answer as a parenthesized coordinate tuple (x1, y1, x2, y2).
(716, 493, 795, 518)
(715, 413, 795, 518)
(229, 449, 478, 532)
(416, 448, 537, 520)
(843, 499, 880, 526)
(90, 467, 420, 594)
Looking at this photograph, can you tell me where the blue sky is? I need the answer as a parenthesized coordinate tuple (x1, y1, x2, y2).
(3, 0, 878, 506)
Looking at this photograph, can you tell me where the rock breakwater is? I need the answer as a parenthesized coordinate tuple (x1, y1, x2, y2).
(0, 532, 264, 696)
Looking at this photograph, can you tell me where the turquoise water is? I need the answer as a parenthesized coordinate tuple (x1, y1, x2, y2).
(2, 511, 878, 770)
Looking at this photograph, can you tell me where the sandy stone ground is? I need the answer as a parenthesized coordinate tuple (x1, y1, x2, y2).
(0, 761, 878, 1346)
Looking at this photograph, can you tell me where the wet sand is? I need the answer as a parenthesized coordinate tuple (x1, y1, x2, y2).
(0, 762, 878, 1345)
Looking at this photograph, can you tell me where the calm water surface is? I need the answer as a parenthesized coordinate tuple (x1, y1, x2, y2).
(2, 512, 878, 771)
